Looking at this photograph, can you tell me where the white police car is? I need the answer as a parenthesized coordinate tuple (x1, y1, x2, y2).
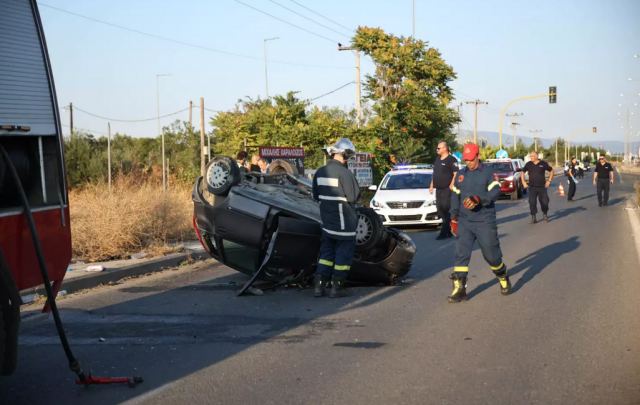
(368, 164, 441, 227)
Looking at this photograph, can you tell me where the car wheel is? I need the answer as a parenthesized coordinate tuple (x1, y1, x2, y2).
(205, 156, 241, 196)
(268, 159, 296, 175)
(355, 207, 385, 252)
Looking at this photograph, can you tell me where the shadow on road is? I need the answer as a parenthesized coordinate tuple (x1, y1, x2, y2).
(607, 197, 625, 206)
(467, 236, 580, 299)
(574, 193, 596, 202)
(497, 212, 530, 225)
(551, 206, 587, 221)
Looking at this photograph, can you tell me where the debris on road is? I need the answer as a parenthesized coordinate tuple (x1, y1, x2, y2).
(86, 265, 105, 272)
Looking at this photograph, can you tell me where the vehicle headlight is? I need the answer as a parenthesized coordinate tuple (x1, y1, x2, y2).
(505, 176, 513, 181)
(371, 199, 381, 208)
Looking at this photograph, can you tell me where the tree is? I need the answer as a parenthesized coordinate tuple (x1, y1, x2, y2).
(352, 26, 460, 168)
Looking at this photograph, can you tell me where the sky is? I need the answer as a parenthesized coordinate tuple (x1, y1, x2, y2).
(36, 0, 640, 146)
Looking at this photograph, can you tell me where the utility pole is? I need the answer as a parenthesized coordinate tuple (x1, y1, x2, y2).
(69, 102, 73, 138)
(188, 100, 193, 128)
(506, 112, 524, 151)
(465, 99, 488, 144)
(264, 37, 279, 98)
(200, 97, 205, 177)
(107, 122, 112, 192)
(456, 103, 462, 142)
(156, 73, 171, 191)
(338, 45, 363, 126)
(529, 129, 543, 152)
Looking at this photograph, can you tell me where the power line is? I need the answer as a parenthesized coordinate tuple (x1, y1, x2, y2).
(267, 0, 350, 38)
(234, 0, 339, 44)
(73, 106, 190, 123)
(309, 81, 354, 101)
(39, 2, 349, 70)
(287, 0, 354, 35)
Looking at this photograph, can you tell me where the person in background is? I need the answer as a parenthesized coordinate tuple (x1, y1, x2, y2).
(520, 151, 554, 224)
(257, 158, 269, 174)
(567, 157, 578, 201)
(236, 151, 249, 173)
(429, 141, 458, 240)
(249, 154, 261, 172)
(593, 154, 614, 207)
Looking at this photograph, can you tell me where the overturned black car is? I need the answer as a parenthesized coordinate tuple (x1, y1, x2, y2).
(192, 156, 416, 293)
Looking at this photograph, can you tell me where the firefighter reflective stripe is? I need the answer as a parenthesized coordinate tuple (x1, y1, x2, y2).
(317, 177, 340, 187)
(338, 203, 345, 230)
(498, 277, 509, 288)
(323, 228, 356, 237)
(334, 264, 350, 271)
(319, 259, 334, 267)
(487, 181, 501, 191)
(319, 195, 348, 201)
(451, 186, 461, 194)
(454, 266, 468, 272)
(490, 262, 505, 270)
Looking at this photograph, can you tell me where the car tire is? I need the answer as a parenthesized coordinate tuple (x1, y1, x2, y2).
(355, 207, 386, 252)
(268, 159, 296, 176)
(205, 156, 241, 196)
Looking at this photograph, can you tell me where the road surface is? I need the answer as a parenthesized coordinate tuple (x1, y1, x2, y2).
(2, 173, 639, 404)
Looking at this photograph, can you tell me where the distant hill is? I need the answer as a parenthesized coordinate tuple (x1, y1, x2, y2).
(455, 130, 627, 154)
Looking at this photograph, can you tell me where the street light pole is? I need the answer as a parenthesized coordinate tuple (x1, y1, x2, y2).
(338, 45, 363, 126)
(263, 37, 279, 98)
(156, 73, 171, 191)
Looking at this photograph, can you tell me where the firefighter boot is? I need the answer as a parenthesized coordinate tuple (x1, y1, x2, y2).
(313, 275, 329, 298)
(493, 265, 512, 295)
(329, 277, 349, 298)
(447, 274, 467, 303)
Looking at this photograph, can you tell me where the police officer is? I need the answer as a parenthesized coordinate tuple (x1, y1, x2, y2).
(448, 143, 510, 303)
(567, 157, 578, 201)
(429, 141, 458, 240)
(521, 151, 554, 223)
(593, 154, 614, 206)
(312, 138, 360, 298)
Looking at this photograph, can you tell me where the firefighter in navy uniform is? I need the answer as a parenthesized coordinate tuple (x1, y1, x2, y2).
(312, 138, 361, 298)
(448, 143, 511, 303)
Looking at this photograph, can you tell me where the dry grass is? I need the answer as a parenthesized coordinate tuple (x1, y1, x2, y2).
(69, 176, 193, 262)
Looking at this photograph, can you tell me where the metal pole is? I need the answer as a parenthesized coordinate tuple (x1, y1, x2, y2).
(69, 102, 73, 138)
(555, 138, 558, 167)
(200, 97, 205, 177)
(156, 73, 170, 191)
(412, 0, 415, 37)
(189, 100, 193, 128)
(465, 99, 488, 145)
(107, 122, 112, 192)
(355, 51, 362, 126)
(263, 37, 279, 98)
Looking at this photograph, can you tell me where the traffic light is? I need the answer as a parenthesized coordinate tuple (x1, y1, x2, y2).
(592, 126, 597, 133)
(549, 86, 557, 104)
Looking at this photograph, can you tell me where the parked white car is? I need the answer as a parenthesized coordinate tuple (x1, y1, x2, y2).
(368, 165, 441, 227)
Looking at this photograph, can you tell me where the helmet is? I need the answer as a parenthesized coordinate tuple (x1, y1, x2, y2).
(326, 138, 356, 159)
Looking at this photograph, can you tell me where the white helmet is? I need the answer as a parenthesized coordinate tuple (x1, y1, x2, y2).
(326, 138, 356, 159)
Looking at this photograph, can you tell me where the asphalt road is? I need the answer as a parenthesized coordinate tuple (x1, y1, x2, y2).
(3, 173, 640, 405)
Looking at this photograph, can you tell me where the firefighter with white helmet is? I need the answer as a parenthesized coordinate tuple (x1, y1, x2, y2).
(311, 138, 360, 298)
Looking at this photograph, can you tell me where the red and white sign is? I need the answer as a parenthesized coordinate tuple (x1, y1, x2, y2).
(259, 147, 305, 159)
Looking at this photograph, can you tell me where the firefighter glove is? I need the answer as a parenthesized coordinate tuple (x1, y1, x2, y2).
(462, 195, 481, 210)
(450, 218, 458, 237)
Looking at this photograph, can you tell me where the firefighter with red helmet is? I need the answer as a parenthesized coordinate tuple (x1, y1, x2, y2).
(448, 143, 511, 303)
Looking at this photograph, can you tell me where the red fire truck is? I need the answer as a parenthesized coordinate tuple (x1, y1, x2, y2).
(0, 0, 72, 376)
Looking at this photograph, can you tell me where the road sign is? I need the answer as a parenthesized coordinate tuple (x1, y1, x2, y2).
(496, 149, 509, 159)
(348, 152, 373, 187)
